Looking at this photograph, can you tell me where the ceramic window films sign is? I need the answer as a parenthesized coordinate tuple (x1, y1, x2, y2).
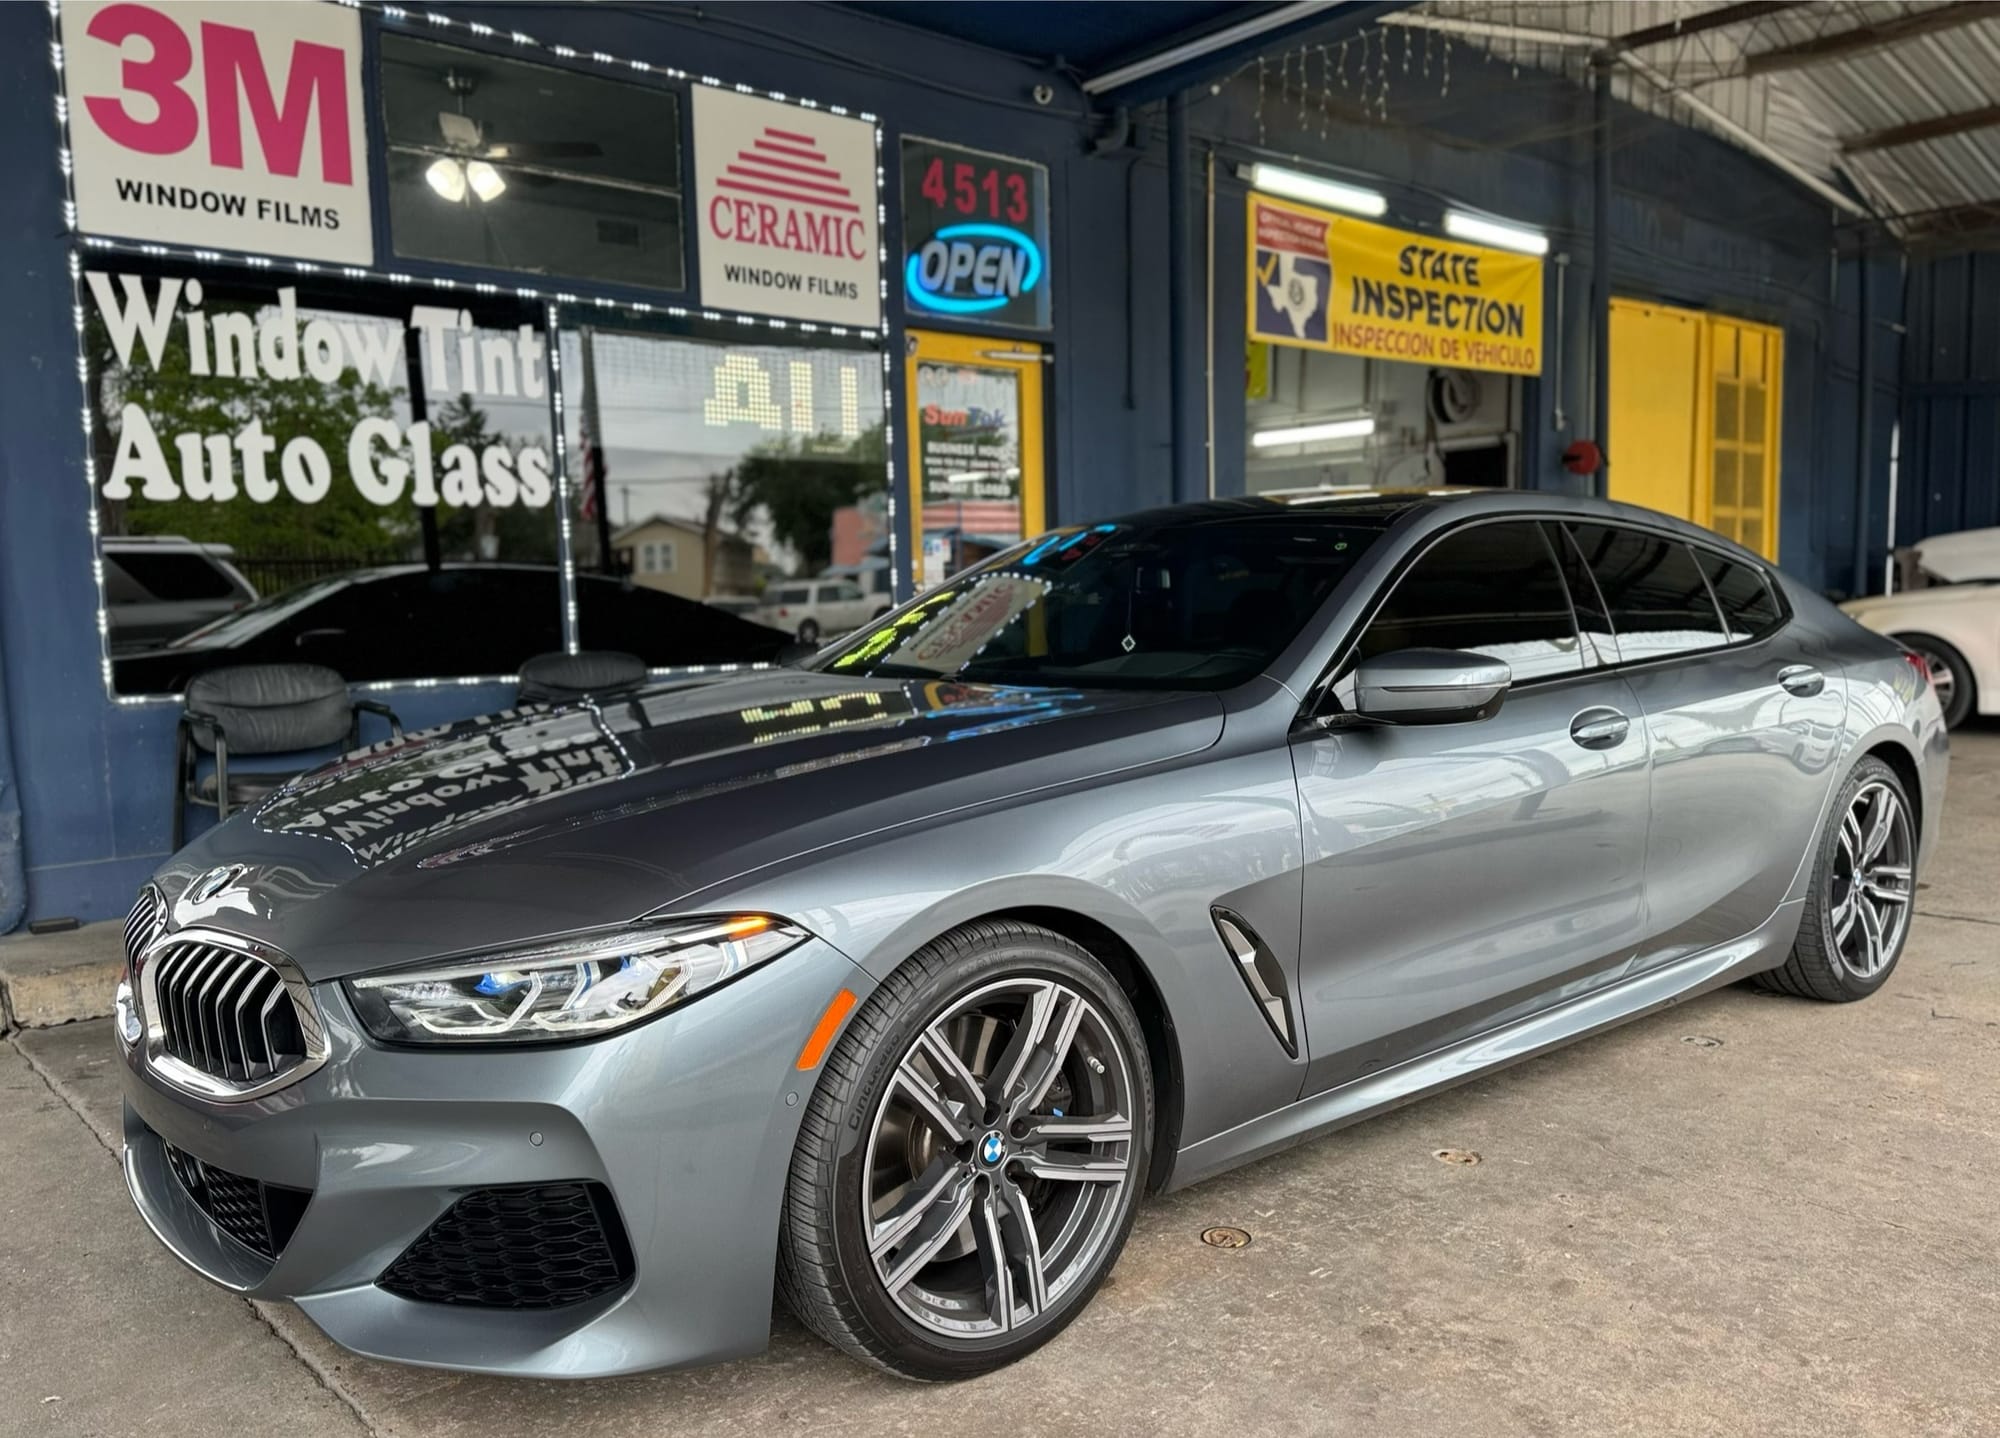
(691, 87, 881, 329)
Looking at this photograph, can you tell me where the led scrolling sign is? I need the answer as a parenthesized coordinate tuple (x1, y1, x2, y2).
(900, 138, 1051, 330)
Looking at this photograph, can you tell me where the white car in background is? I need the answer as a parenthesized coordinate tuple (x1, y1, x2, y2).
(753, 578, 881, 644)
(1842, 525, 2000, 729)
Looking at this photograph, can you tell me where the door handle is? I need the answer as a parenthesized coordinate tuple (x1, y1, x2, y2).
(1569, 707, 1630, 750)
(1777, 664, 1824, 697)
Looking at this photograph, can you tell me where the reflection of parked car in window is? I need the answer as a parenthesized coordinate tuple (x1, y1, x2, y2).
(101, 536, 257, 653)
(752, 578, 883, 644)
(112, 564, 790, 694)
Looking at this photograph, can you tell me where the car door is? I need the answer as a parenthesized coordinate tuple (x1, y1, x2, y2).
(1563, 522, 1847, 962)
(1293, 520, 1653, 1097)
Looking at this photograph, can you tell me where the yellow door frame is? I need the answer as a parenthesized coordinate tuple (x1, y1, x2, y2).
(903, 329, 1047, 551)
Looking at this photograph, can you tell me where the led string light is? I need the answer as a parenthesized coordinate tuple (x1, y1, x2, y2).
(49, 0, 895, 701)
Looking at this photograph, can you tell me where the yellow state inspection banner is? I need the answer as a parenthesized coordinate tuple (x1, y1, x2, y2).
(1248, 193, 1544, 377)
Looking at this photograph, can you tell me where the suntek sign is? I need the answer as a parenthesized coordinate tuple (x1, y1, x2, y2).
(60, 0, 373, 264)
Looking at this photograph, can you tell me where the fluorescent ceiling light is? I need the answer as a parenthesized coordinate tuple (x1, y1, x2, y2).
(1245, 163, 1387, 218)
(465, 160, 506, 202)
(426, 157, 467, 203)
(1252, 417, 1377, 449)
(1443, 209, 1549, 255)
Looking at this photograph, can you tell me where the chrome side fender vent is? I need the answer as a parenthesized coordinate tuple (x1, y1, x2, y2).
(1212, 909, 1298, 1058)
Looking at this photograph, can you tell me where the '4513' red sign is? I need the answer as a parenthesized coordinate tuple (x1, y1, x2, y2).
(59, 0, 374, 264)
(901, 138, 1050, 330)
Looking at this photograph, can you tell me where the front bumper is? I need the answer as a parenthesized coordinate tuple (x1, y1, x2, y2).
(120, 937, 871, 1378)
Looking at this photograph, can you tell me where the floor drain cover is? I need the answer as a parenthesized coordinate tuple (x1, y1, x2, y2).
(1681, 1034, 1724, 1048)
(1200, 1226, 1252, 1249)
(1433, 1149, 1481, 1165)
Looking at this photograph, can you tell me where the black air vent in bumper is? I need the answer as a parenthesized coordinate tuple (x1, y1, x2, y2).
(1212, 909, 1298, 1057)
(164, 1143, 312, 1259)
(378, 1182, 635, 1309)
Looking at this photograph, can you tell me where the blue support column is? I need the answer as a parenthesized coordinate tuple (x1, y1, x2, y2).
(1167, 90, 1203, 504)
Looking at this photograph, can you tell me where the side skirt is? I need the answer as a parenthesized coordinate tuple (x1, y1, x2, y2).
(1163, 901, 1803, 1192)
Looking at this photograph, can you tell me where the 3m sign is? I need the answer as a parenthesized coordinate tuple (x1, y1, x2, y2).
(60, 0, 373, 264)
(692, 87, 879, 329)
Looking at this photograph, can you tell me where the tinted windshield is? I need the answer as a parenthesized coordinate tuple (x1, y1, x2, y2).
(815, 517, 1387, 690)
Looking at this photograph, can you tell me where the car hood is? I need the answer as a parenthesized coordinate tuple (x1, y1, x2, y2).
(1843, 583, 1998, 624)
(158, 670, 1225, 980)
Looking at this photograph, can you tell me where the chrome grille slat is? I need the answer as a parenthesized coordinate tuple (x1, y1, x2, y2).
(139, 929, 323, 1101)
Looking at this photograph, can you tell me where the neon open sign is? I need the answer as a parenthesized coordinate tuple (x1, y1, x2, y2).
(905, 224, 1044, 316)
(901, 138, 1051, 330)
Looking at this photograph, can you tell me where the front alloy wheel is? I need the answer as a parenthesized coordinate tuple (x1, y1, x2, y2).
(779, 922, 1152, 1379)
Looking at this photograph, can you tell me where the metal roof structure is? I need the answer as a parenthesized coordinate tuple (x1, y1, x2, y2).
(1383, 1, 2000, 249)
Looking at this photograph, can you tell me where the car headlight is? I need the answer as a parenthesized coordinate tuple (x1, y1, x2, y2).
(345, 915, 809, 1045)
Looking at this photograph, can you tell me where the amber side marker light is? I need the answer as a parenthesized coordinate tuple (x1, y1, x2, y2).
(796, 988, 859, 1071)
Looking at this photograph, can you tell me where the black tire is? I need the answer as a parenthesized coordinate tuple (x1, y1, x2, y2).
(777, 921, 1154, 1380)
(797, 618, 821, 645)
(1893, 632, 1975, 728)
(1755, 756, 1917, 1002)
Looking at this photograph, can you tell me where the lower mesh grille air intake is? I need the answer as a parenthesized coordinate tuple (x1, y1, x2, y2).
(164, 1143, 311, 1259)
(378, 1183, 635, 1309)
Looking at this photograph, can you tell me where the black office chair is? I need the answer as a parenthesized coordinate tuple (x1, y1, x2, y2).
(174, 664, 401, 847)
(516, 650, 649, 705)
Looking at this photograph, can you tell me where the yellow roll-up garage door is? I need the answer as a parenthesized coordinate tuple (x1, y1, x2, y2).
(1609, 298, 1782, 561)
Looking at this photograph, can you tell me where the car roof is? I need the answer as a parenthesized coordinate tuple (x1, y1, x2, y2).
(1092, 488, 1775, 565)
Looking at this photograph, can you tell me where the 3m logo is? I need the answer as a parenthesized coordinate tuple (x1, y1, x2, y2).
(707, 125, 868, 261)
(59, 0, 374, 264)
(78, 2, 352, 183)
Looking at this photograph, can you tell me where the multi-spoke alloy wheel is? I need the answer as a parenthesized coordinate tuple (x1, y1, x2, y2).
(778, 922, 1153, 1379)
(1758, 756, 1918, 1002)
(1828, 780, 1914, 981)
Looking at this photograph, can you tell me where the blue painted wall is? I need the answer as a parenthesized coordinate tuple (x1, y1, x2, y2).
(0, 5, 1956, 927)
(1899, 252, 2000, 557)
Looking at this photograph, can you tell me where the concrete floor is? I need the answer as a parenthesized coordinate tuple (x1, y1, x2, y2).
(6, 729, 1997, 1438)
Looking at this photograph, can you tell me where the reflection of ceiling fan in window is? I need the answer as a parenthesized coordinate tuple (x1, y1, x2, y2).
(423, 68, 604, 204)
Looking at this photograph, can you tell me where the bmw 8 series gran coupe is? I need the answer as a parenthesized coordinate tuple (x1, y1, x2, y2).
(117, 490, 1947, 1381)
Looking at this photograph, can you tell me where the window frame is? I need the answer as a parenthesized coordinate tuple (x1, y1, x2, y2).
(1306, 512, 1796, 722)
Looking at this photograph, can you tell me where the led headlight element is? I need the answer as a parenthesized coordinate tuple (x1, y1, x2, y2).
(347, 915, 808, 1044)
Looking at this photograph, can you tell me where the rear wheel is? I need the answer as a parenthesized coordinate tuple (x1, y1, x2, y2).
(797, 617, 822, 645)
(1756, 756, 1916, 1001)
(778, 921, 1152, 1379)
(1893, 632, 1974, 728)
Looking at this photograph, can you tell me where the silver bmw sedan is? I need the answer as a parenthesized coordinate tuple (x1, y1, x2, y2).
(117, 490, 1947, 1381)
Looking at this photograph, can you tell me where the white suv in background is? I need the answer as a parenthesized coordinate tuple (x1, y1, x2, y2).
(754, 579, 880, 644)
(101, 536, 258, 653)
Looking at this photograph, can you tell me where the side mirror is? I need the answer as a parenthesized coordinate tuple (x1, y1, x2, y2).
(1348, 647, 1511, 725)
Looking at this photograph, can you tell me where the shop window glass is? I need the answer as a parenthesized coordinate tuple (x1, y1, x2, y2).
(86, 262, 559, 694)
(1358, 522, 1581, 682)
(380, 35, 683, 290)
(1568, 524, 1725, 661)
(560, 326, 885, 663)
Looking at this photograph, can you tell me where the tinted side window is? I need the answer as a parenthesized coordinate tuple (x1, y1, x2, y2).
(1359, 522, 1582, 682)
(1697, 552, 1785, 642)
(1568, 524, 1725, 661)
(1543, 522, 1618, 667)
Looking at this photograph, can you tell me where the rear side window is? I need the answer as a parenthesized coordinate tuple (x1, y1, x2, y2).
(1359, 522, 1582, 682)
(108, 550, 239, 601)
(774, 586, 811, 605)
(1696, 552, 1785, 642)
(1568, 524, 1725, 661)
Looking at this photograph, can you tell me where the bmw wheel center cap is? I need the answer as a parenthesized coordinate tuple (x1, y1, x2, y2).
(979, 1130, 1006, 1166)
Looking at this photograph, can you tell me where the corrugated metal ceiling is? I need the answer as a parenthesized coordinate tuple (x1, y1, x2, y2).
(1389, 1, 2000, 246)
